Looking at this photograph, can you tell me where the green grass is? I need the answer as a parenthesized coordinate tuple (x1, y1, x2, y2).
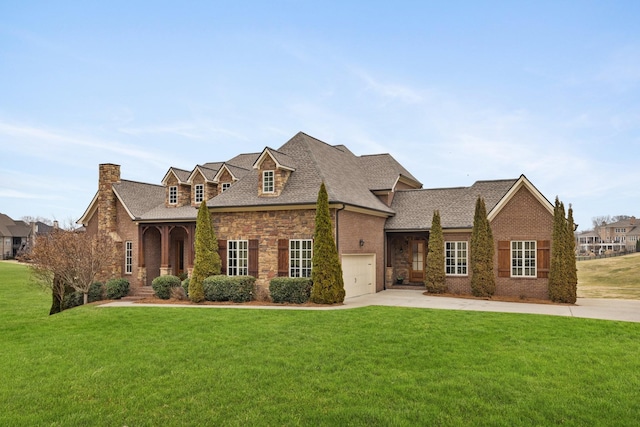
(578, 252, 640, 299)
(2, 261, 640, 426)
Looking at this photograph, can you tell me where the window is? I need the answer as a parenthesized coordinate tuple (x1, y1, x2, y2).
(222, 182, 231, 192)
(511, 241, 536, 277)
(169, 186, 178, 204)
(290, 239, 312, 277)
(125, 241, 133, 275)
(263, 170, 274, 193)
(194, 184, 204, 203)
(227, 240, 248, 276)
(445, 241, 467, 275)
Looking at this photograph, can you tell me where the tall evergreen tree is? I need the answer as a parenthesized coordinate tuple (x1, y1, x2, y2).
(549, 197, 569, 302)
(425, 210, 446, 293)
(564, 204, 578, 303)
(189, 200, 221, 303)
(310, 182, 345, 304)
(470, 196, 495, 297)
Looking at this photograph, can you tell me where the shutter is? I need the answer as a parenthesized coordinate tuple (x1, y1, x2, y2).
(218, 240, 227, 275)
(248, 239, 259, 278)
(537, 240, 550, 279)
(498, 240, 510, 278)
(278, 239, 289, 277)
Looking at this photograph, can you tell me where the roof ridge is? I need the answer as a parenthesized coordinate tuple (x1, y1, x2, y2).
(118, 179, 163, 188)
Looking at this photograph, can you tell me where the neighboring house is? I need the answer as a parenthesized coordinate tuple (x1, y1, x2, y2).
(78, 132, 555, 299)
(576, 217, 639, 254)
(0, 213, 30, 259)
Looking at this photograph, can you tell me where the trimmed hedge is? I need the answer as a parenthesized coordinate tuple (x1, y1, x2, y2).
(182, 278, 190, 297)
(269, 278, 312, 304)
(88, 282, 105, 302)
(203, 275, 255, 303)
(105, 278, 130, 300)
(152, 275, 182, 300)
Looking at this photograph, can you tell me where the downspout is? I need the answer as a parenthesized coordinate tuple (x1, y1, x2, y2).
(335, 204, 346, 254)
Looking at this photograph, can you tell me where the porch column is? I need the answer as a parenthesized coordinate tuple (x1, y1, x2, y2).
(185, 224, 195, 277)
(160, 225, 171, 276)
(137, 225, 147, 285)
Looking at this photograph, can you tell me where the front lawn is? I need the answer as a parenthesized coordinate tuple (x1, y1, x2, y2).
(2, 261, 640, 426)
(578, 252, 640, 299)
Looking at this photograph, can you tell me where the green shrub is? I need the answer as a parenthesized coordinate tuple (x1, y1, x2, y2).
(63, 291, 84, 309)
(152, 275, 182, 300)
(269, 278, 312, 303)
(105, 278, 130, 300)
(203, 275, 255, 302)
(88, 282, 105, 302)
(182, 278, 190, 297)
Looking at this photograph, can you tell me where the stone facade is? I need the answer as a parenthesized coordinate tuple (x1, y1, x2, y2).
(212, 208, 317, 287)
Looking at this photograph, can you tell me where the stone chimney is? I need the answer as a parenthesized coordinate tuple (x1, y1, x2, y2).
(631, 216, 636, 226)
(98, 164, 121, 234)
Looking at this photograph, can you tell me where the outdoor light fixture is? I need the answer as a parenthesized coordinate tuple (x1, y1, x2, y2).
(359, 239, 365, 247)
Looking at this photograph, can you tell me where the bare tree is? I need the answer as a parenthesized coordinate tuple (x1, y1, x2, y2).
(30, 228, 118, 310)
(591, 215, 611, 230)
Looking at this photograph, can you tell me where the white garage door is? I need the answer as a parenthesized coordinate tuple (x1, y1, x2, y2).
(341, 254, 375, 298)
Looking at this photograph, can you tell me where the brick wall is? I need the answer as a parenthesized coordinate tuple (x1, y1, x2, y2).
(490, 186, 554, 299)
(336, 210, 387, 292)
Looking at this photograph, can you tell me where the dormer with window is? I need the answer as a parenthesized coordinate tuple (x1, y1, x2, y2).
(187, 165, 220, 206)
(213, 165, 237, 196)
(253, 148, 295, 197)
(162, 167, 191, 207)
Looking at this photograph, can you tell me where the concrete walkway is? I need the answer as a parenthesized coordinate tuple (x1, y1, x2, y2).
(100, 289, 640, 323)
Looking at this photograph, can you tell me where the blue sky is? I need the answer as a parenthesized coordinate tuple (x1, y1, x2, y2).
(1, 1, 639, 231)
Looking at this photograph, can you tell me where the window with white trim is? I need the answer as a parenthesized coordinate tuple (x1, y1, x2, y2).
(290, 239, 312, 277)
(263, 170, 274, 193)
(227, 240, 248, 276)
(125, 241, 133, 275)
(445, 241, 467, 275)
(222, 182, 231, 192)
(194, 184, 204, 203)
(511, 241, 536, 277)
(169, 186, 178, 204)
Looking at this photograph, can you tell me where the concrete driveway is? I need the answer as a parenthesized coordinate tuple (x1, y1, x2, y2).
(101, 289, 640, 323)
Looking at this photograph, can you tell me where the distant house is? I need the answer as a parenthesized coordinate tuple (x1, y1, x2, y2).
(577, 217, 640, 254)
(0, 213, 30, 259)
(78, 132, 555, 299)
(0, 214, 54, 259)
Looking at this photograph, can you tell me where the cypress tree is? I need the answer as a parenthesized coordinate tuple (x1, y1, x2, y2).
(310, 182, 345, 304)
(549, 197, 568, 302)
(425, 210, 447, 293)
(565, 204, 578, 303)
(190, 200, 221, 303)
(470, 196, 495, 297)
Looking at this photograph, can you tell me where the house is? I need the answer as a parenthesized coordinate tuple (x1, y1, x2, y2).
(0, 213, 30, 259)
(0, 214, 55, 260)
(576, 217, 639, 254)
(78, 132, 555, 300)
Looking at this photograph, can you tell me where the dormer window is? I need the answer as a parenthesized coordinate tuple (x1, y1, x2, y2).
(222, 182, 231, 192)
(169, 186, 178, 205)
(263, 171, 274, 193)
(194, 184, 204, 203)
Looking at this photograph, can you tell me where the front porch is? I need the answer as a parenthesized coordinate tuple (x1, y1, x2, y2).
(386, 232, 429, 287)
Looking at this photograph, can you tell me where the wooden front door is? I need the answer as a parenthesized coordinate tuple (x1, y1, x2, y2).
(409, 239, 425, 282)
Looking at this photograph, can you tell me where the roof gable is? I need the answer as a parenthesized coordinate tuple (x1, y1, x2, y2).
(487, 175, 554, 221)
(161, 167, 190, 185)
(252, 147, 296, 171)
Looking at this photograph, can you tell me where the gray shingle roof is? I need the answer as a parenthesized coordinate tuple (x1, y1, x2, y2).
(0, 213, 30, 237)
(358, 154, 421, 190)
(113, 180, 167, 220)
(208, 132, 395, 214)
(386, 179, 518, 230)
